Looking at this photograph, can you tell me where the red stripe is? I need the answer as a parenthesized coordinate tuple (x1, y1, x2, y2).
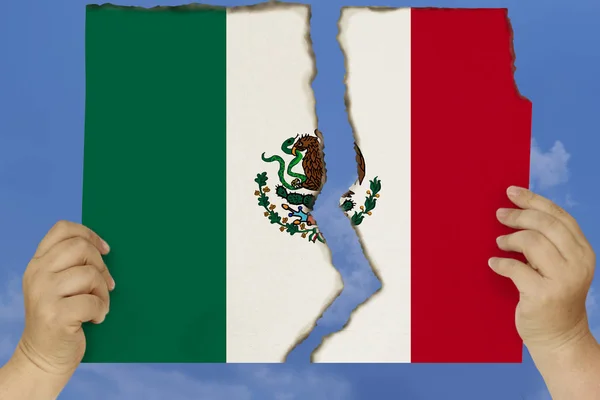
(411, 8, 532, 363)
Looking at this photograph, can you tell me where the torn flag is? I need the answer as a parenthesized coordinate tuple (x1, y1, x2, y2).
(313, 7, 532, 363)
(82, 4, 340, 363)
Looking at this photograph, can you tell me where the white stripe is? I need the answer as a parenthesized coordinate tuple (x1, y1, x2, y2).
(226, 5, 343, 362)
(313, 7, 412, 362)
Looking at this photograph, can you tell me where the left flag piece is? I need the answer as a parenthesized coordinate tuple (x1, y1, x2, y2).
(82, 4, 341, 363)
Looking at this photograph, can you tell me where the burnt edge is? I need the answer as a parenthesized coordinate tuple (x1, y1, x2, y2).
(340, 7, 530, 103)
(88, 1, 336, 364)
(87, 2, 312, 13)
(282, 4, 348, 363)
(309, 6, 386, 363)
(311, 6, 532, 362)
(505, 9, 531, 103)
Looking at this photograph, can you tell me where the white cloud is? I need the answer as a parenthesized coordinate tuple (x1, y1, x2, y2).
(530, 139, 571, 191)
(312, 185, 380, 326)
(528, 388, 552, 400)
(565, 193, 578, 208)
(587, 287, 598, 315)
(312, 182, 357, 246)
(587, 287, 600, 342)
(71, 364, 353, 400)
(247, 365, 352, 400)
(73, 364, 253, 400)
(0, 275, 24, 364)
(0, 336, 16, 360)
(0, 276, 23, 323)
(593, 327, 600, 342)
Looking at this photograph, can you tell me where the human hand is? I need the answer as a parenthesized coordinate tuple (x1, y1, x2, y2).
(489, 186, 596, 352)
(16, 220, 114, 378)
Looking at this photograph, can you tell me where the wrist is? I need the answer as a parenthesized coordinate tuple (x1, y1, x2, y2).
(1, 342, 72, 400)
(526, 316, 600, 377)
(525, 322, 600, 400)
(525, 316, 595, 359)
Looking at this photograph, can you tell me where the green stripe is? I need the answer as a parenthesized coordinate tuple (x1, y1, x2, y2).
(82, 5, 227, 363)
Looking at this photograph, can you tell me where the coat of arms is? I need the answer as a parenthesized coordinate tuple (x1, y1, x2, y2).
(254, 129, 382, 243)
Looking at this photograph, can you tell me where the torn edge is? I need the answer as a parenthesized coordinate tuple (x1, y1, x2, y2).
(309, 6, 386, 362)
(310, 6, 532, 362)
(357, 6, 530, 105)
(89, 0, 342, 364)
(505, 9, 532, 104)
(505, 9, 533, 192)
(87, 3, 225, 11)
(281, 4, 345, 363)
(310, 237, 384, 362)
(87, 2, 312, 14)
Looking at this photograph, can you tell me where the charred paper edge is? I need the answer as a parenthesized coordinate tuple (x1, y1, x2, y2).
(282, 3, 346, 363)
(311, 6, 532, 362)
(88, 1, 343, 364)
(310, 6, 390, 363)
(88, 1, 306, 13)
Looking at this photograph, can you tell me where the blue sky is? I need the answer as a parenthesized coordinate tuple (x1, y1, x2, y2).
(1, 0, 599, 398)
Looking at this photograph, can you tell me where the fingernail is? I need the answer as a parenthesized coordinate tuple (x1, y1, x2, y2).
(488, 257, 495, 268)
(496, 208, 510, 218)
(496, 235, 504, 244)
(507, 186, 522, 197)
(101, 239, 110, 253)
(108, 276, 116, 292)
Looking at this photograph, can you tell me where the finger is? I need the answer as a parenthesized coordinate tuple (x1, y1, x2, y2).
(496, 230, 565, 277)
(34, 220, 110, 258)
(506, 186, 587, 246)
(55, 265, 110, 311)
(43, 237, 115, 290)
(59, 294, 108, 325)
(488, 257, 540, 293)
(496, 208, 581, 259)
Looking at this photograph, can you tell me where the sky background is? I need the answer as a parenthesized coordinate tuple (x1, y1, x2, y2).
(1, 0, 599, 399)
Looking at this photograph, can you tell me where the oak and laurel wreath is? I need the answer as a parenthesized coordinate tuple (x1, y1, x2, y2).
(254, 172, 324, 243)
(340, 176, 382, 226)
(254, 172, 382, 243)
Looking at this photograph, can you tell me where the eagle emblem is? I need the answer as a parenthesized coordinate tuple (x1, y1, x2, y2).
(254, 129, 382, 243)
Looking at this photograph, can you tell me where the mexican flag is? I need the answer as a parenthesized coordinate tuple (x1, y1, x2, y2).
(82, 4, 531, 364)
(313, 7, 532, 363)
(82, 4, 342, 363)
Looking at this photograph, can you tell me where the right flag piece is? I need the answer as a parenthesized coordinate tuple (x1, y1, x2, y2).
(316, 7, 532, 363)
